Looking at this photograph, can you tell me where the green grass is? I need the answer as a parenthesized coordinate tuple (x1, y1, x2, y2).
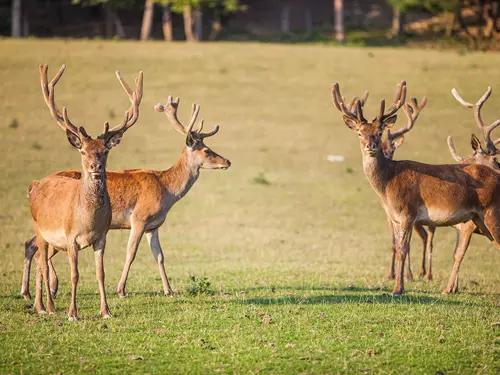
(0, 39, 499, 374)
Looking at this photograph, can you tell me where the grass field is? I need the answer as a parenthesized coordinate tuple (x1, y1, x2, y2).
(0, 39, 499, 374)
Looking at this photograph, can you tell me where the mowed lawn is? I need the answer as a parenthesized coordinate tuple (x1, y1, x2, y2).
(0, 39, 499, 374)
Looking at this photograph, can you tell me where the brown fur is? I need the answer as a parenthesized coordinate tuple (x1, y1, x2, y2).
(28, 65, 142, 320)
(22, 98, 230, 300)
(332, 81, 500, 296)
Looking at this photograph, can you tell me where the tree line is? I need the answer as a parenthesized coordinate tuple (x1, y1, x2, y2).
(9, 0, 500, 49)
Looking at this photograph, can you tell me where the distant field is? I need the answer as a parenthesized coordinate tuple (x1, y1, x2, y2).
(0, 40, 499, 374)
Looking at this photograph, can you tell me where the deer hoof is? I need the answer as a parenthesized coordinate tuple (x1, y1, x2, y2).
(68, 315, 80, 322)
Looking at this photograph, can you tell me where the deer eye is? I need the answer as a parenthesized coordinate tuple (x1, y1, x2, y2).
(80, 151, 86, 155)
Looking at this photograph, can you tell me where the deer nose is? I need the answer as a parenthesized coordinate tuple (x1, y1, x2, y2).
(91, 163, 103, 172)
(226, 160, 231, 168)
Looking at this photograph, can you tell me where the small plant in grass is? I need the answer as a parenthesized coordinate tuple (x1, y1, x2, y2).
(31, 142, 42, 150)
(187, 275, 213, 296)
(253, 172, 270, 185)
(9, 118, 19, 129)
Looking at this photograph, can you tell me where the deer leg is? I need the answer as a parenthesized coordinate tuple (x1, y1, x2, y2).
(405, 246, 414, 282)
(117, 224, 145, 298)
(21, 235, 37, 300)
(388, 220, 396, 280)
(34, 253, 45, 314)
(93, 237, 112, 318)
(48, 246, 59, 298)
(414, 224, 427, 278)
(391, 221, 413, 296)
(442, 221, 475, 294)
(146, 229, 174, 296)
(426, 226, 435, 281)
(67, 244, 79, 321)
(38, 233, 55, 314)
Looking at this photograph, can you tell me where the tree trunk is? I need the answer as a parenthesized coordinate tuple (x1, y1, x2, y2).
(194, 7, 203, 41)
(140, 0, 154, 41)
(11, 0, 22, 37)
(281, 3, 290, 33)
(445, 11, 457, 37)
(162, 4, 173, 41)
(305, 6, 313, 36)
(22, 12, 29, 37)
(391, 8, 405, 38)
(209, 19, 222, 41)
(112, 11, 126, 39)
(183, 4, 196, 41)
(334, 0, 344, 43)
(104, 4, 113, 38)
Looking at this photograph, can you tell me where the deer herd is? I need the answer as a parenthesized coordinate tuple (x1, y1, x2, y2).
(20, 64, 498, 320)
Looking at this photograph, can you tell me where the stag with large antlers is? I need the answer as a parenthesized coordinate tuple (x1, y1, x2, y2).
(439, 86, 500, 294)
(332, 80, 500, 295)
(345, 91, 432, 282)
(22, 95, 230, 301)
(29, 65, 143, 320)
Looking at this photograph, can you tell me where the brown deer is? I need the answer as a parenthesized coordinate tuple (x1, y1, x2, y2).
(345, 92, 432, 282)
(384, 87, 500, 293)
(331, 80, 500, 295)
(439, 86, 500, 294)
(22, 95, 230, 300)
(30, 65, 143, 320)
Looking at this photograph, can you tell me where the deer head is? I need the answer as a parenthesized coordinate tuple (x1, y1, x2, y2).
(332, 81, 425, 159)
(154, 96, 231, 170)
(447, 87, 500, 170)
(39, 65, 143, 179)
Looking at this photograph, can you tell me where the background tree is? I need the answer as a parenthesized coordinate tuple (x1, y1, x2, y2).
(73, 0, 133, 38)
(334, 0, 344, 43)
(388, 0, 459, 38)
(151, 0, 242, 42)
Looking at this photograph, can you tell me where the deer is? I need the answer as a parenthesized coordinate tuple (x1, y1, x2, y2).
(344, 92, 431, 283)
(331, 80, 500, 296)
(30, 64, 143, 320)
(21, 95, 231, 301)
(438, 86, 500, 294)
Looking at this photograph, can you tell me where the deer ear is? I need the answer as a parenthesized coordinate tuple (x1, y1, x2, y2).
(382, 115, 397, 130)
(393, 135, 405, 148)
(105, 132, 124, 149)
(343, 115, 358, 130)
(66, 130, 82, 149)
(471, 134, 482, 153)
(186, 132, 196, 148)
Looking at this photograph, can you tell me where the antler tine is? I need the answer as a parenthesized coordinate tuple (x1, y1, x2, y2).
(99, 71, 142, 140)
(452, 86, 500, 154)
(39, 64, 79, 135)
(331, 83, 363, 121)
(102, 71, 143, 139)
(186, 103, 201, 133)
(375, 81, 407, 123)
(447, 136, 465, 162)
(196, 119, 220, 139)
(389, 96, 427, 141)
(154, 96, 202, 136)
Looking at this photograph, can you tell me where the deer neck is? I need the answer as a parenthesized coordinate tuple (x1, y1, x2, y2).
(79, 171, 110, 211)
(160, 148, 200, 200)
(361, 149, 392, 196)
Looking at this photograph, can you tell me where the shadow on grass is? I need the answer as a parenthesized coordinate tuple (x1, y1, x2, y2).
(235, 293, 476, 306)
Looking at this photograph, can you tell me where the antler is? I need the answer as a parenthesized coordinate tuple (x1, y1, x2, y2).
(388, 96, 427, 141)
(374, 80, 407, 124)
(447, 136, 465, 162)
(154, 96, 219, 139)
(39, 64, 86, 137)
(452, 87, 500, 154)
(100, 71, 143, 141)
(331, 83, 368, 124)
